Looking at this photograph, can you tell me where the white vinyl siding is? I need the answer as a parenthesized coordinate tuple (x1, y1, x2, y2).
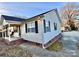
(43, 10, 61, 44)
(21, 20, 43, 43)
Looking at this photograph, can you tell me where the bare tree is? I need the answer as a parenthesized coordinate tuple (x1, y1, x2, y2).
(61, 3, 79, 21)
(60, 2, 79, 30)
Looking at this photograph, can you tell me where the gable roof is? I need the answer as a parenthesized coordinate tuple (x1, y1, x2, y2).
(1, 8, 61, 23)
(1, 15, 26, 22)
(26, 8, 57, 20)
(25, 8, 61, 23)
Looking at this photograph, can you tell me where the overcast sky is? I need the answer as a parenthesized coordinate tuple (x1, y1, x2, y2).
(0, 2, 66, 18)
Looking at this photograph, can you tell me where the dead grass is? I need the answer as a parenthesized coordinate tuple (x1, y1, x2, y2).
(47, 41, 63, 52)
(0, 39, 33, 57)
(0, 46, 33, 57)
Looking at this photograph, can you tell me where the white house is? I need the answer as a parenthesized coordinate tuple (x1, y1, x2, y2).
(0, 9, 61, 48)
(21, 9, 61, 48)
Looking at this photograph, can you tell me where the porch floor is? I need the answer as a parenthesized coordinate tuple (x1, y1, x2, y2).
(4, 37, 21, 41)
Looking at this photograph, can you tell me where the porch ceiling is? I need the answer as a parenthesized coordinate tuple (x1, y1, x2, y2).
(10, 24, 21, 27)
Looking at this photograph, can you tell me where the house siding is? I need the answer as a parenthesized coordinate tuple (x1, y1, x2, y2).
(43, 10, 61, 44)
(21, 19, 44, 43)
(21, 10, 61, 45)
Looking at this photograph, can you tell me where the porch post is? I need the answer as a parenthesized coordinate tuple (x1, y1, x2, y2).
(5, 25, 6, 39)
(18, 26, 20, 37)
(2, 31, 3, 38)
(2, 28, 3, 38)
(8, 24, 11, 41)
(18, 26, 21, 37)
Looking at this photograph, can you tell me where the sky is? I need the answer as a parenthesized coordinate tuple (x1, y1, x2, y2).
(0, 2, 66, 18)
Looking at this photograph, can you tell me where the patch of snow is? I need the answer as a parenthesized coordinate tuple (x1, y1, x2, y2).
(72, 39, 78, 42)
(69, 50, 77, 55)
(62, 37, 70, 40)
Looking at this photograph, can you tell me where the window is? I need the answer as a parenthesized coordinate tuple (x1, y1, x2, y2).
(43, 20, 51, 33)
(46, 21, 51, 32)
(54, 23, 57, 30)
(27, 22, 35, 32)
(25, 21, 38, 33)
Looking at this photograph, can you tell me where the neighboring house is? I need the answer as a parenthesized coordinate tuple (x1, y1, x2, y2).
(0, 9, 61, 48)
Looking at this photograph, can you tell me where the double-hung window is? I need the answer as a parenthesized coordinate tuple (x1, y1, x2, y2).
(43, 19, 51, 33)
(25, 21, 38, 33)
(27, 22, 35, 32)
(54, 23, 57, 30)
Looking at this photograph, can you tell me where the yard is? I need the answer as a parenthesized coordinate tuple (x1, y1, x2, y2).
(47, 40, 63, 51)
(0, 31, 79, 57)
(0, 39, 33, 57)
(47, 31, 79, 56)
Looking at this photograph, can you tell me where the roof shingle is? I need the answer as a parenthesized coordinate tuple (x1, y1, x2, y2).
(1, 15, 26, 22)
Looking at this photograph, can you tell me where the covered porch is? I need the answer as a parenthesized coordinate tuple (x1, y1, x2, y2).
(1, 23, 21, 41)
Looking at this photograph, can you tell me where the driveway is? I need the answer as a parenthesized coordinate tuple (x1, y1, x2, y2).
(61, 31, 79, 57)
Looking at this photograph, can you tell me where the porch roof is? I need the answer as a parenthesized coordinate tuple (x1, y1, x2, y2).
(1, 15, 26, 22)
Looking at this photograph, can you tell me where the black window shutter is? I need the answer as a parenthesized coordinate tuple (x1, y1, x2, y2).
(43, 20, 46, 33)
(54, 23, 55, 30)
(35, 21, 38, 33)
(19, 26, 21, 37)
(25, 24, 27, 33)
(48, 21, 51, 31)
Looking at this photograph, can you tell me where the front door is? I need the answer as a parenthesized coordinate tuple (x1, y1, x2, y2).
(8, 25, 21, 38)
